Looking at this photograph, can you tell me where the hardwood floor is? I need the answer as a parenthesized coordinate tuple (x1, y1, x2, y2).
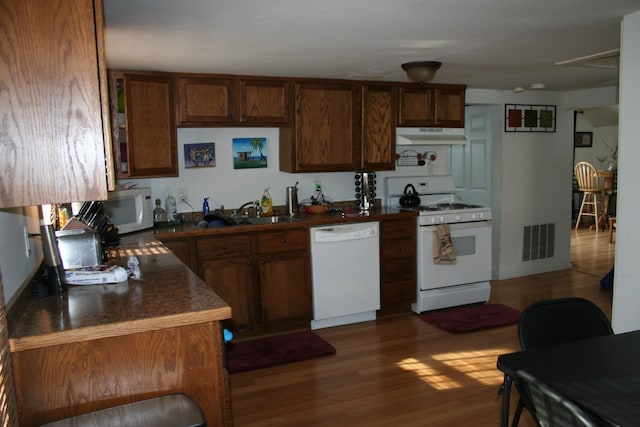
(230, 229, 615, 426)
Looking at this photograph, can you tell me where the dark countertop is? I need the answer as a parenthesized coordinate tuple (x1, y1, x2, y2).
(7, 232, 232, 353)
(154, 207, 417, 239)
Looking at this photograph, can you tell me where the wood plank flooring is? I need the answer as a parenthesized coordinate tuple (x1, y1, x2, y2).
(230, 229, 615, 426)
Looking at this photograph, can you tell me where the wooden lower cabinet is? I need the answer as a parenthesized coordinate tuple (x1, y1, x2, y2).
(259, 251, 311, 325)
(197, 228, 312, 333)
(200, 256, 257, 331)
(161, 237, 197, 272)
(11, 322, 231, 427)
(379, 217, 417, 314)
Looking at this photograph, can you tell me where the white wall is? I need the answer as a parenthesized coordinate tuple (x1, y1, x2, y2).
(573, 114, 618, 168)
(0, 207, 42, 307)
(130, 128, 451, 213)
(467, 90, 574, 280)
(612, 10, 640, 333)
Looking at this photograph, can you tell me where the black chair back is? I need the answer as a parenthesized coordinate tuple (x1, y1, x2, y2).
(511, 297, 613, 426)
(514, 370, 600, 427)
(518, 297, 613, 350)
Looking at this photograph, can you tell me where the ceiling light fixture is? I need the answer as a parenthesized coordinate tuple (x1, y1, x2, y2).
(401, 61, 442, 84)
(529, 83, 546, 90)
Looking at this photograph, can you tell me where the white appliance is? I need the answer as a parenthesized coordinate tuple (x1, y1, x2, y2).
(102, 188, 154, 234)
(396, 127, 468, 145)
(385, 176, 492, 313)
(309, 222, 380, 330)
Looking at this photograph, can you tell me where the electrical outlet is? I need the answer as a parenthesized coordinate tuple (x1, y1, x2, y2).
(23, 226, 31, 258)
(178, 188, 188, 203)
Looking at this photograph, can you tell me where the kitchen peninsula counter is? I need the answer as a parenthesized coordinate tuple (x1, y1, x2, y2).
(7, 232, 233, 427)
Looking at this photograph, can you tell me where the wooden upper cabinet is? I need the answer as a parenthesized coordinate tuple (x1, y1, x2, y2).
(123, 73, 178, 177)
(399, 85, 466, 128)
(176, 76, 290, 126)
(280, 82, 361, 173)
(434, 87, 466, 128)
(177, 77, 236, 124)
(399, 87, 435, 126)
(0, 0, 111, 208)
(239, 79, 290, 124)
(362, 85, 398, 171)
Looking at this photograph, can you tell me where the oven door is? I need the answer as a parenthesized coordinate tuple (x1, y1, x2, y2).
(417, 221, 491, 290)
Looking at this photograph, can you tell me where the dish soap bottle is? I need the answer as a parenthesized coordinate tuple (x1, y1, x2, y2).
(261, 188, 273, 216)
(153, 199, 167, 225)
(165, 192, 177, 221)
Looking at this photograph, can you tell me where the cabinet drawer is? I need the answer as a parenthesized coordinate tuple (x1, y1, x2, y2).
(381, 258, 416, 283)
(382, 238, 415, 260)
(381, 280, 416, 306)
(381, 218, 416, 240)
(257, 228, 308, 254)
(196, 235, 251, 259)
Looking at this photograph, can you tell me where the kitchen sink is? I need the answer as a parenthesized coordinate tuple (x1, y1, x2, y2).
(198, 214, 303, 228)
(238, 216, 302, 225)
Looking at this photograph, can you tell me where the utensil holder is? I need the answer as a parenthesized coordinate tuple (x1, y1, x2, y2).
(355, 172, 376, 211)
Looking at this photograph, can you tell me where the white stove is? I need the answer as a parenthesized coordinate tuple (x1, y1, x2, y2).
(385, 175, 492, 225)
(385, 175, 493, 313)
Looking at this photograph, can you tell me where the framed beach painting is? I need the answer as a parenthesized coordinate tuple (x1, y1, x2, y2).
(233, 137, 268, 169)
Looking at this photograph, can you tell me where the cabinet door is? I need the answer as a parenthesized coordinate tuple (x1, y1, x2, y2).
(125, 74, 178, 177)
(259, 251, 311, 325)
(362, 85, 397, 171)
(240, 79, 290, 124)
(0, 0, 109, 207)
(281, 82, 361, 172)
(398, 87, 435, 126)
(199, 258, 257, 331)
(161, 238, 196, 272)
(177, 77, 236, 124)
(434, 87, 466, 128)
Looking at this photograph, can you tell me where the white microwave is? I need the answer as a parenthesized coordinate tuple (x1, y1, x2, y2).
(103, 188, 154, 234)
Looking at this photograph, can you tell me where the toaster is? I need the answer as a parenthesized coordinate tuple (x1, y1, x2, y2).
(55, 229, 104, 269)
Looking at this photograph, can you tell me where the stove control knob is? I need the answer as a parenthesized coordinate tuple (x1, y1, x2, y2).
(455, 214, 461, 222)
(479, 212, 485, 219)
(439, 215, 444, 223)
(471, 213, 477, 220)
(430, 217, 437, 224)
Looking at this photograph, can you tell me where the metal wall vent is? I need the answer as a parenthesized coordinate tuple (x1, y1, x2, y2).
(523, 223, 555, 262)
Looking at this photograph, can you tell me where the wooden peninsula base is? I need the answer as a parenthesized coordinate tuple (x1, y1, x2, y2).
(8, 234, 232, 426)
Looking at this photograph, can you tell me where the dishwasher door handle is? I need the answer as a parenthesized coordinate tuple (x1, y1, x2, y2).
(312, 222, 379, 243)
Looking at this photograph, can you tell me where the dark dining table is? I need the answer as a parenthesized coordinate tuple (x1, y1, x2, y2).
(497, 330, 640, 427)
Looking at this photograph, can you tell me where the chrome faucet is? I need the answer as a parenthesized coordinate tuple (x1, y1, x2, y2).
(232, 201, 259, 218)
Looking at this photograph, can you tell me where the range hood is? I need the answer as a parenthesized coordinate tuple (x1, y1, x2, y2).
(396, 127, 468, 145)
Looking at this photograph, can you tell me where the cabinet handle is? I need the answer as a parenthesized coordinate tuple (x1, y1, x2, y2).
(228, 114, 234, 120)
(246, 260, 251, 265)
(222, 244, 228, 250)
(260, 260, 266, 265)
(280, 239, 287, 244)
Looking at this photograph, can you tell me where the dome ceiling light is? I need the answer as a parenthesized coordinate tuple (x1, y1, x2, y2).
(401, 61, 442, 84)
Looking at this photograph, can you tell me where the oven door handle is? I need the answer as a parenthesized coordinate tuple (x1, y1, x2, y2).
(420, 220, 491, 231)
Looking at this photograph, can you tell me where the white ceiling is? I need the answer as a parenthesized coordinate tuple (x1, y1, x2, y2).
(102, 0, 640, 91)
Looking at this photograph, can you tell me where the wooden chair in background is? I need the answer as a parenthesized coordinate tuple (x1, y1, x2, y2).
(574, 162, 605, 232)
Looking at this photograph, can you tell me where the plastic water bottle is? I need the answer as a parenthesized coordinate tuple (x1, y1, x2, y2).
(165, 192, 177, 221)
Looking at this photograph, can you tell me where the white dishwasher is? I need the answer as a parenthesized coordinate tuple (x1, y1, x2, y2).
(309, 221, 380, 330)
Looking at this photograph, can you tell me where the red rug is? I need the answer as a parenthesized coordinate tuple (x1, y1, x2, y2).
(226, 331, 336, 374)
(421, 303, 521, 333)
